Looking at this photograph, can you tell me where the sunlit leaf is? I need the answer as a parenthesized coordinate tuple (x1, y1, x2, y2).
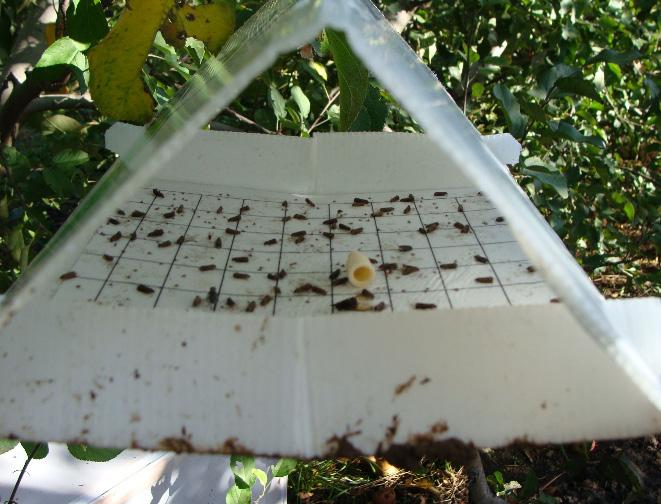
(493, 83, 527, 137)
(548, 120, 605, 148)
(161, 0, 235, 54)
(272, 458, 297, 477)
(68, 444, 123, 462)
(588, 49, 643, 66)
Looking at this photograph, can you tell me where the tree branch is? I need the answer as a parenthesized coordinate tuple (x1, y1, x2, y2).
(21, 93, 95, 117)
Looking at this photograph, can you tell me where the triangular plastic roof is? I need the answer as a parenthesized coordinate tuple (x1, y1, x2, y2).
(0, 0, 659, 453)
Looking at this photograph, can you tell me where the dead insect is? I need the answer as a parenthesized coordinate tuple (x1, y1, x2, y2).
(263, 238, 278, 246)
(282, 216, 292, 223)
(390, 195, 400, 202)
(329, 268, 341, 281)
(226, 297, 236, 308)
(379, 263, 397, 272)
(192, 295, 203, 307)
(233, 272, 250, 279)
(107, 217, 120, 225)
(293, 214, 307, 220)
(323, 218, 338, 226)
(176, 235, 185, 245)
(425, 222, 439, 233)
(550, 298, 561, 303)
(240, 205, 250, 213)
(440, 261, 458, 270)
(232, 256, 250, 263)
(199, 264, 216, 272)
(136, 284, 155, 294)
(102, 254, 114, 262)
(282, 200, 288, 208)
(147, 229, 164, 238)
(335, 297, 358, 311)
(401, 264, 420, 275)
(453, 222, 465, 230)
(360, 289, 374, 299)
(176, 204, 184, 214)
(401, 194, 415, 203)
(158, 240, 172, 248)
(474, 255, 489, 264)
(350, 227, 363, 235)
(323, 232, 335, 240)
(131, 210, 145, 218)
(273, 286, 282, 295)
(246, 301, 257, 313)
(339, 223, 352, 231)
(369, 258, 378, 264)
(216, 206, 223, 214)
(109, 231, 122, 242)
(295, 283, 327, 295)
(380, 207, 394, 213)
(163, 211, 176, 219)
(398, 245, 413, 252)
(434, 191, 447, 197)
(228, 215, 241, 223)
(352, 197, 369, 207)
(305, 198, 316, 207)
(332, 277, 349, 287)
(460, 225, 471, 234)
(153, 188, 164, 198)
(60, 271, 77, 281)
(225, 228, 240, 235)
(117, 209, 126, 216)
(294, 236, 305, 244)
(457, 204, 464, 212)
(475, 276, 494, 284)
(371, 210, 384, 218)
(207, 287, 218, 304)
(129, 232, 137, 241)
(373, 302, 387, 311)
(291, 230, 307, 237)
(260, 295, 273, 307)
(403, 205, 412, 214)
(526, 265, 536, 273)
(415, 303, 436, 310)
(496, 216, 505, 223)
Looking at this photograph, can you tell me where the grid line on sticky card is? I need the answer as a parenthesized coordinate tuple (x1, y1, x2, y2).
(94, 195, 158, 301)
(370, 201, 394, 312)
(271, 202, 288, 315)
(213, 199, 245, 311)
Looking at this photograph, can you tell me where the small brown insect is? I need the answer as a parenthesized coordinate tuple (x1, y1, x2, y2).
(400, 194, 415, 203)
(282, 216, 292, 222)
(225, 228, 240, 235)
(457, 204, 464, 212)
(323, 218, 338, 226)
(390, 195, 400, 202)
(453, 222, 465, 230)
(232, 256, 249, 263)
(176, 235, 185, 245)
(415, 303, 436, 310)
(192, 295, 203, 307)
(323, 232, 334, 239)
(434, 191, 448, 197)
(339, 223, 352, 231)
(353, 197, 369, 207)
(102, 254, 113, 262)
(401, 264, 420, 275)
(359, 289, 374, 299)
(460, 225, 471, 234)
(60, 271, 77, 281)
(273, 286, 282, 295)
(233, 272, 250, 279)
(475, 276, 494, 284)
(282, 200, 288, 208)
(129, 232, 137, 241)
(305, 198, 315, 207)
(293, 214, 307, 220)
(371, 210, 384, 218)
(228, 215, 241, 223)
(526, 265, 536, 273)
(226, 297, 236, 308)
(163, 210, 175, 219)
(335, 297, 358, 311)
(380, 207, 394, 213)
(240, 205, 250, 213)
(131, 210, 145, 218)
(137, 284, 155, 294)
(550, 298, 561, 303)
(474, 255, 489, 264)
(332, 277, 349, 287)
(152, 188, 164, 198)
(496, 216, 505, 223)
(117, 209, 126, 216)
(350, 227, 363, 235)
(379, 263, 397, 272)
(294, 236, 305, 244)
(440, 261, 458, 270)
(329, 268, 341, 281)
(158, 240, 172, 248)
(403, 205, 412, 214)
(369, 258, 378, 264)
(207, 287, 218, 304)
(210, 237, 220, 249)
(398, 245, 412, 252)
(107, 217, 120, 225)
(291, 230, 306, 237)
(373, 302, 387, 311)
(245, 301, 257, 313)
(260, 295, 273, 307)
(176, 204, 184, 214)
(147, 229, 164, 238)
(109, 231, 122, 242)
(199, 264, 216, 272)
(425, 222, 439, 233)
(263, 238, 277, 246)
(216, 206, 223, 214)
(295, 283, 327, 295)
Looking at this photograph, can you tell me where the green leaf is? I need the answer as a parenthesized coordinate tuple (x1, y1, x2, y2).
(520, 469, 539, 499)
(327, 29, 369, 131)
(253, 468, 268, 486)
(554, 76, 601, 101)
(538, 64, 578, 95)
(548, 120, 605, 148)
(21, 442, 49, 460)
(493, 83, 527, 137)
(42, 114, 84, 134)
(67, 444, 123, 462)
(269, 85, 287, 120)
(291, 85, 310, 119)
(522, 166, 568, 198)
(53, 149, 89, 170)
(34, 37, 89, 92)
(588, 49, 642, 66)
(66, 0, 109, 45)
(0, 439, 18, 455)
(308, 61, 327, 81)
(230, 455, 256, 489)
(272, 458, 297, 477)
(623, 201, 635, 221)
(226, 484, 251, 504)
(471, 82, 484, 99)
(349, 85, 388, 132)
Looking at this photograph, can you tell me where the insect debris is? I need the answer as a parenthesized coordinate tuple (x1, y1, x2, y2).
(495, 216, 505, 223)
(293, 214, 307, 220)
(207, 287, 218, 304)
(329, 269, 341, 281)
(353, 197, 369, 207)
(380, 207, 394, 213)
(334, 297, 358, 311)
(323, 232, 335, 240)
(176, 235, 185, 245)
(526, 265, 536, 273)
(117, 209, 126, 216)
(245, 301, 257, 313)
(260, 295, 273, 307)
(267, 270, 287, 281)
(339, 223, 352, 231)
(147, 229, 164, 238)
(102, 254, 113, 262)
(332, 277, 348, 287)
(415, 303, 436, 310)
(232, 256, 250, 263)
(199, 264, 216, 272)
(226, 297, 236, 308)
(434, 191, 448, 197)
(225, 228, 241, 235)
(323, 218, 338, 226)
(240, 205, 250, 213)
(291, 230, 307, 237)
(440, 261, 458, 270)
(107, 217, 120, 225)
(350, 227, 363, 235)
(136, 284, 155, 294)
(457, 204, 464, 212)
(233, 272, 250, 280)
(359, 289, 374, 299)
(419, 222, 439, 234)
(305, 198, 316, 207)
(474, 255, 489, 264)
(158, 240, 172, 248)
(216, 206, 223, 214)
(373, 302, 387, 312)
(192, 295, 203, 307)
(129, 232, 137, 241)
(263, 238, 278, 246)
(59, 271, 77, 281)
(163, 210, 176, 219)
(109, 231, 122, 242)
(398, 245, 412, 252)
(228, 214, 241, 223)
(176, 204, 184, 214)
(475, 276, 494, 284)
(390, 195, 400, 202)
(294, 283, 327, 295)
(131, 210, 145, 218)
(379, 263, 397, 273)
(401, 264, 420, 275)
(152, 188, 164, 198)
(403, 205, 412, 214)
(400, 194, 415, 203)
(214, 237, 223, 249)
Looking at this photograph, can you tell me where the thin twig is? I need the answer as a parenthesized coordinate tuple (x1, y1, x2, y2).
(7, 443, 41, 504)
(224, 108, 276, 135)
(308, 87, 340, 133)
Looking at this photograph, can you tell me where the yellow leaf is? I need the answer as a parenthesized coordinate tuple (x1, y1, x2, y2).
(161, 0, 235, 54)
(88, 0, 174, 123)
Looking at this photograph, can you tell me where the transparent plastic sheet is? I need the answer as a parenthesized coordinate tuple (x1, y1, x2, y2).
(1, 0, 659, 413)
